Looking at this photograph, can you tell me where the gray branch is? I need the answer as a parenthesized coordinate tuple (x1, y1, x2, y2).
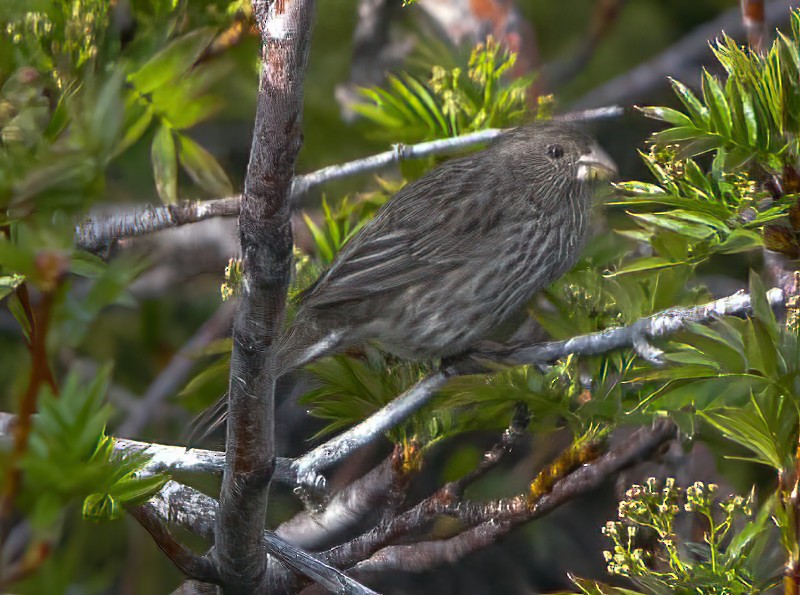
(214, 0, 316, 591)
(147, 481, 377, 595)
(291, 371, 449, 492)
(290, 287, 786, 494)
(1, 285, 782, 496)
(74, 106, 623, 253)
(76, 197, 241, 253)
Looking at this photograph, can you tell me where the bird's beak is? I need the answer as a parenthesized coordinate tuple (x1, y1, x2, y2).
(577, 145, 618, 182)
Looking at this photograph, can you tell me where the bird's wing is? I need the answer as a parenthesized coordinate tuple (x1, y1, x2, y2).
(299, 156, 499, 311)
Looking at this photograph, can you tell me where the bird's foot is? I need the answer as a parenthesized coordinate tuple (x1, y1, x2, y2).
(291, 466, 329, 514)
(630, 321, 664, 364)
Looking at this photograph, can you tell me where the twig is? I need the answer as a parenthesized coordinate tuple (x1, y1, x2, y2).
(128, 504, 221, 584)
(0, 411, 297, 485)
(74, 106, 624, 253)
(0, 288, 57, 550)
(147, 481, 378, 595)
(573, 0, 799, 108)
(301, 420, 673, 586)
(214, 0, 315, 591)
(118, 300, 236, 438)
(290, 287, 786, 494)
(446, 403, 529, 498)
(76, 197, 241, 253)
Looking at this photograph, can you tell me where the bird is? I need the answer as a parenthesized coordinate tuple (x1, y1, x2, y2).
(274, 122, 617, 376)
(187, 122, 616, 445)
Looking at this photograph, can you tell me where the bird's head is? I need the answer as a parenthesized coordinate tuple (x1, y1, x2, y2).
(501, 122, 618, 187)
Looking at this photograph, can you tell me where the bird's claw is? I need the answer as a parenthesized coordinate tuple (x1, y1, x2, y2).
(632, 331, 664, 365)
(292, 467, 329, 514)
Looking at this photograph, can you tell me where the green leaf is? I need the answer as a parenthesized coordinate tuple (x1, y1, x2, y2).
(716, 229, 762, 254)
(129, 28, 216, 94)
(702, 70, 732, 136)
(627, 212, 717, 240)
(748, 272, 779, 340)
(150, 60, 230, 129)
(7, 293, 31, 342)
(176, 133, 232, 196)
(651, 125, 705, 145)
(107, 472, 169, 506)
(82, 493, 120, 522)
(151, 124, 178, 204)
(668, 77, 708, 124)
(115, 98, 154, 157)
(607, 257, 685, 276)
(702, 403, 787, 470)
(0, 273, 25, 301)
(303, 213, 334, 263)
(613, 181, 665, 195)
(637, 106, 693, 127)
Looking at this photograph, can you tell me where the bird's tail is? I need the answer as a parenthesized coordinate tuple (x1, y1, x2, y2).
(273, 326, 346, 378)
(184, 327, 346, 449)
(184, 391, 229, 448)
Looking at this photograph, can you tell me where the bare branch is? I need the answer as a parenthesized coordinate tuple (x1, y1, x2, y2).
(328, 420, 676, 578)
(0, 411, 302, 486)
(76, 197, 241, 253)
(292, 371, 450, 493)
(128, 504, 221, 584)
(546, 0, 628, 89)
(147, 481, 378, 595)
(290, 288, 785, 496)
(445, 403, 529, 498)
(215, 0, 316, 590)
(491, 287, 785, 366)
(75, 106, 623, 253)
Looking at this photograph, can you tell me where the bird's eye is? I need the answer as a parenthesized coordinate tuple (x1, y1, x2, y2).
(547, 144, 564, 159)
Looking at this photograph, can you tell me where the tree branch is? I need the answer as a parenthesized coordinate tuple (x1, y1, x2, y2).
(0, 412, 295, 486)
(146, 481, 378, 595)
(128, 504, 221, 584)
(328, 420, 676, 579)
(290, 287, 786, 495)
(74, 106, 623, 253)
(214, 0, 315, 590)
(1, 286, 782, 499)
(741, 0, 766, 52)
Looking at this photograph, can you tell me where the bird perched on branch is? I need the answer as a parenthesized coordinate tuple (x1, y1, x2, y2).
(275, 122, 617, 374)
(189, 122, 616, 444)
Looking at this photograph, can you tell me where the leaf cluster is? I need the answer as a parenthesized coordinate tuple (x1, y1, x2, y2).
(354, 36, 535, 142)
(12, 367, 166, 530)
(633, 275, 800, 462)
(574, 478, 774, 595)
(613, 10, 800, 274)
(641, 10, 800, 168)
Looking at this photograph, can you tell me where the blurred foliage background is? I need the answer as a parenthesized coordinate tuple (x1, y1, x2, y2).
(1, 1, 796, 593)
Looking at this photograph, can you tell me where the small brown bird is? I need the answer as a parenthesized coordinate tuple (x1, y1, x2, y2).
(275, 122, 617, 374)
